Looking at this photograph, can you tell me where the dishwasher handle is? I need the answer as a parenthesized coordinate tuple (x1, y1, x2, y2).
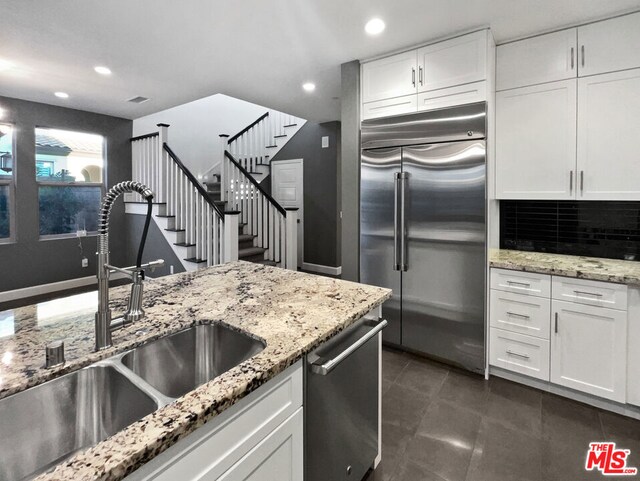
(310, 318, 388, 375)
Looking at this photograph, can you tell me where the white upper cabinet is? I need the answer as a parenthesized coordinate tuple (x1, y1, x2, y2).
(497, 29, 577, 91)
(578, 12, 640, 77)
(361, 30, 491, 119)
(417, 30, 488, 92)
(361, 50, 417, 104)
(577, 68, 640, 200)
(496, 80, 577, 199)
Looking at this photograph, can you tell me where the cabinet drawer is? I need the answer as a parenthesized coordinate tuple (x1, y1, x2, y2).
(417, 81, 486, 112)
(124, 362, 303, 481)
(490, 268, 551, 297)
(490, 328, 550, 381)
(552, 276, 627, 310)
(490, 289, 551, 339)
(362, 95, 418, 120)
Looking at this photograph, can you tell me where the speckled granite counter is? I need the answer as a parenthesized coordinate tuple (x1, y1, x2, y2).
(0, 261, 390, 481)
(489, 249, 640, 285)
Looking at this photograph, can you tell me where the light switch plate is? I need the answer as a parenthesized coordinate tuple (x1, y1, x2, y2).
(321, 136, 329, 148)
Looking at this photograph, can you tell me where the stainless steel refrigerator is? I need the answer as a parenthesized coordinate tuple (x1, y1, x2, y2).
(360, 102, 487, 374)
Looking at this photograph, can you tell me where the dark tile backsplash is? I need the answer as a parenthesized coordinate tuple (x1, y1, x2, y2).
(500, 201, 640, 261)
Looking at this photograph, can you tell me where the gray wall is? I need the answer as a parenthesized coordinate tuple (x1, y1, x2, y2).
(125, 214, 185, 277)
(271, 121, 340, 268)
(0, 96, 133, 292)
(340, 61, 361, 281)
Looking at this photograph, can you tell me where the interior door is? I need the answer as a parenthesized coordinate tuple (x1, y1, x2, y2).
(271, 159, 304, 266)
(401, 141, 486, 373)
(360, 147, 402, 345)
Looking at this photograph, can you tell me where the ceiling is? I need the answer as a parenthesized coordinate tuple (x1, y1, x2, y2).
(2, 0, 640, 122)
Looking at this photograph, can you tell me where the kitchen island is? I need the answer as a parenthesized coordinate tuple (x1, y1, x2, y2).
(0, 261, 390, 481)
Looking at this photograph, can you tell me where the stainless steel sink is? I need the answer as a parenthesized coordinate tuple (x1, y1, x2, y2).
(0, 365, 159, 481)
(120, 324, 265, 398)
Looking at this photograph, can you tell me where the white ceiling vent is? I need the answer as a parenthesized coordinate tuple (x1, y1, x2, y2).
(127, 96, 150, 104)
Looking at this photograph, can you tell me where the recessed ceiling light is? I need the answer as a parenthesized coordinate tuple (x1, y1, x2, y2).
(54, 92, 69, 99)
(302, 82, 316, 92)
(365, 18, 385, 35)
(0, 59, 14, 72)
(94, 66, 112, 75)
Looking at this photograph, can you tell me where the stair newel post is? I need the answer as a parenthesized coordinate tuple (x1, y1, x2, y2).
(219, 134, 230, 203)
(223, 210, 240, 263)
(284, 208, 298, 270)
(157, 123, 169, 204)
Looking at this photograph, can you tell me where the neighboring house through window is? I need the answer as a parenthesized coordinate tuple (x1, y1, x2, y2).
(35, 127, 105, 237)
(0, 124, 14, 241)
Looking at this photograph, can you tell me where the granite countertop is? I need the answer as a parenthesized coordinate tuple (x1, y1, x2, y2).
(0, 261, 391, 481)
(489, 249, 640, 285)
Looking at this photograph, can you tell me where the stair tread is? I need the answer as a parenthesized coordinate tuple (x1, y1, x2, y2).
(174, 242, 196, 247)
(266, 145, 277, 148)
(238, 246, 267, 257)
(125, 201, 167, 205)
(184, 257, 207, 264)
(238, 234, 256, 242)
(256, 260, 277, 266)
(155, 215, 175, 218)
(165, 228, 186, 232)
(274, 134, 287, 138)
(283, 123, 298, 128)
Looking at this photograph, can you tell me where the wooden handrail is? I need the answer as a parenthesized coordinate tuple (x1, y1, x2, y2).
(130, 132, 160, 142)
(163, 143, 226, 218)
(227, 112, 269, 145)
(224, 150, 286, 216)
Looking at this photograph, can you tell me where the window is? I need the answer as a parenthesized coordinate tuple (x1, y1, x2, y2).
(35, 128, 104, 236)
(0, 123, 14, 240)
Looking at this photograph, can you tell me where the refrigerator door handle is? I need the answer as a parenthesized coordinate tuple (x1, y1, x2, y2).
(393, 172, 400, 271)
(399, 171, 408, 271)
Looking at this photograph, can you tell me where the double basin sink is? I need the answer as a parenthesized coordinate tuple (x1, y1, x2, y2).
(0, 324, 265, 481)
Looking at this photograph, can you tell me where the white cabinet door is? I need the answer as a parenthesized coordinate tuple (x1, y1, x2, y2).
(577, 68, 640, 200)
(578, 12, 640, 77)
(362, 94, 418, 120)
(361, 51, 417, 103)
(496, 29, 577, 91)
(627, 287, 640, 407)
(417, 81, 486, 112)
(417, 30, 487, 92)
(216, 409, 303, 481)
(551, 300, 627, 403)
(496, 79, 577, 199)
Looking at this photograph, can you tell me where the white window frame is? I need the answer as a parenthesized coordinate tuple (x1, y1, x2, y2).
(0, 123, 16, 244)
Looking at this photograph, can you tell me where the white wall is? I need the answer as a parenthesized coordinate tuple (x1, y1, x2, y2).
(132, 94, 268, 177)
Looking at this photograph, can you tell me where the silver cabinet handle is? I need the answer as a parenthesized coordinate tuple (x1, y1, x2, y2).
(506, 311, 530, 320)
(411, 68, 416, 87)
(419, 66, 423, 86)
(399, 172, 407, 271)
(310, 318, 388, 375)
(506, 280, 531, 288)
(393, 172, 400, 271)
(569, 170, 573, 194)
(581, 45, 585, 67)
(555, 312, 559, 333)
(574, 290, 603, 298)
(506, 350, 530, 360)
(580, 171, 584, 194)
(571, 47, 575, 69)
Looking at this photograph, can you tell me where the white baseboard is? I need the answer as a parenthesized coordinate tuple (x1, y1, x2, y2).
(302, 262, 342, 276)
(0, 273, 127, 304)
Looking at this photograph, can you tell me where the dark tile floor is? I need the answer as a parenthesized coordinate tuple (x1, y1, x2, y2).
(365, 347, 640, 481)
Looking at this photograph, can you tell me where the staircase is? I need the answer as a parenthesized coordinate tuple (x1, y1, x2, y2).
(126, 121, 299, 272)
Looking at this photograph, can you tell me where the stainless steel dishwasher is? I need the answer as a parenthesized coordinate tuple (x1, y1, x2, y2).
(306, 317, 387, 481)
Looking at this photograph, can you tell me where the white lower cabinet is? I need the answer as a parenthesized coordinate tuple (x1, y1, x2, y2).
(217, 409, 303, 481)
(124, 362, 303, 481)
(551, 300, 627, 403)
(490, 328, 550, 380)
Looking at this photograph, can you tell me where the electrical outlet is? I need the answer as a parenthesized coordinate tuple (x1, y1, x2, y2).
(81, 257, 89, 268)
(76, 229, 87, 237)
